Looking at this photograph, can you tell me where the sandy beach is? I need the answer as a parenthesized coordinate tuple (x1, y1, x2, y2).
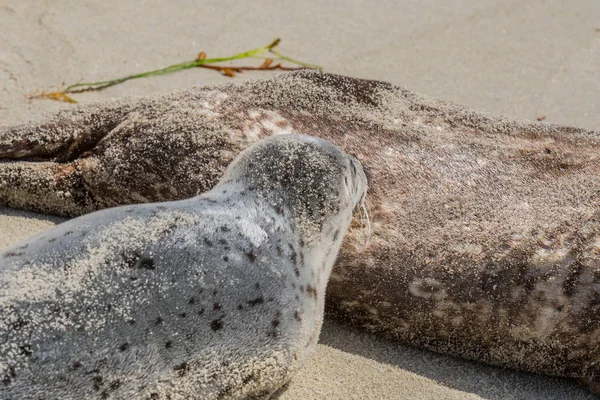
(1, 1, 599, 398)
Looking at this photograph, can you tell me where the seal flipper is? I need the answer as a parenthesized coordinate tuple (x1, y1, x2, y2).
(0, 101, 134, 162)
(0, 159, 101, 217)
(0, 93, 239, 217)
(0, 101, 137, 216)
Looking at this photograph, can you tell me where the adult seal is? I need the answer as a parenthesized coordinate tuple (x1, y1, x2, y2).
(0, 134, 367, 399)
(3, 70, 600, 391)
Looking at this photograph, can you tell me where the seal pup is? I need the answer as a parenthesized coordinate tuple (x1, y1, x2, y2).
(0, 133, 368, 399)
(2, 70, 600, 390)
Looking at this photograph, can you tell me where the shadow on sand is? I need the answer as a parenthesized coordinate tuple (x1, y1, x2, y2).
(317, 318, 595, 400)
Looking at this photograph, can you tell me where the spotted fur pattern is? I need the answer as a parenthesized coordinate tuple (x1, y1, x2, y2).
(2, 70, 600, 384)
(0, 134, 367, 399)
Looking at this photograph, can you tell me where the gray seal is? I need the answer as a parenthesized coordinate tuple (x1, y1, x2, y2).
(0, 134, 367, 399)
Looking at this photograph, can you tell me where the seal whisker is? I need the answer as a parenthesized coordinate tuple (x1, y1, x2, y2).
(353, 194, 372, 253)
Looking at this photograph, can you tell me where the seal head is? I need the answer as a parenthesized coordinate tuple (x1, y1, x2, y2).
(217, 134, 365, 242)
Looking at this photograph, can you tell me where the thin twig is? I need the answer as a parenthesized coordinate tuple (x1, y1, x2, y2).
(28, 39, 320, 103)
(198, 62, 307, 77)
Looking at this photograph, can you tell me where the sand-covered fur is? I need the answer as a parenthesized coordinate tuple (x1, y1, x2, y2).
(0, 134, 367, 399)
(1, 70, 600, 383)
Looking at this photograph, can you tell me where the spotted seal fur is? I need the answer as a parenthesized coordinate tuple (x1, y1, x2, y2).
(1, 70, 600, 390)
(0, 134, 367, 399)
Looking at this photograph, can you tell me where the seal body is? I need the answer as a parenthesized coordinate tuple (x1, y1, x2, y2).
(0, 134, 367, 399)
(3, 70, 600, 389)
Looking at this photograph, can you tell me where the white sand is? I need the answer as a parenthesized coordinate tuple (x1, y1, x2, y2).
(1, 1, 598, 398)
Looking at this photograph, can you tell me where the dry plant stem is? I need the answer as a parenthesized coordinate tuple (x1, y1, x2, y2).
(28, 38, 320, 103)
(63, 39, 287, 91)
(198, 63, 307, 77)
